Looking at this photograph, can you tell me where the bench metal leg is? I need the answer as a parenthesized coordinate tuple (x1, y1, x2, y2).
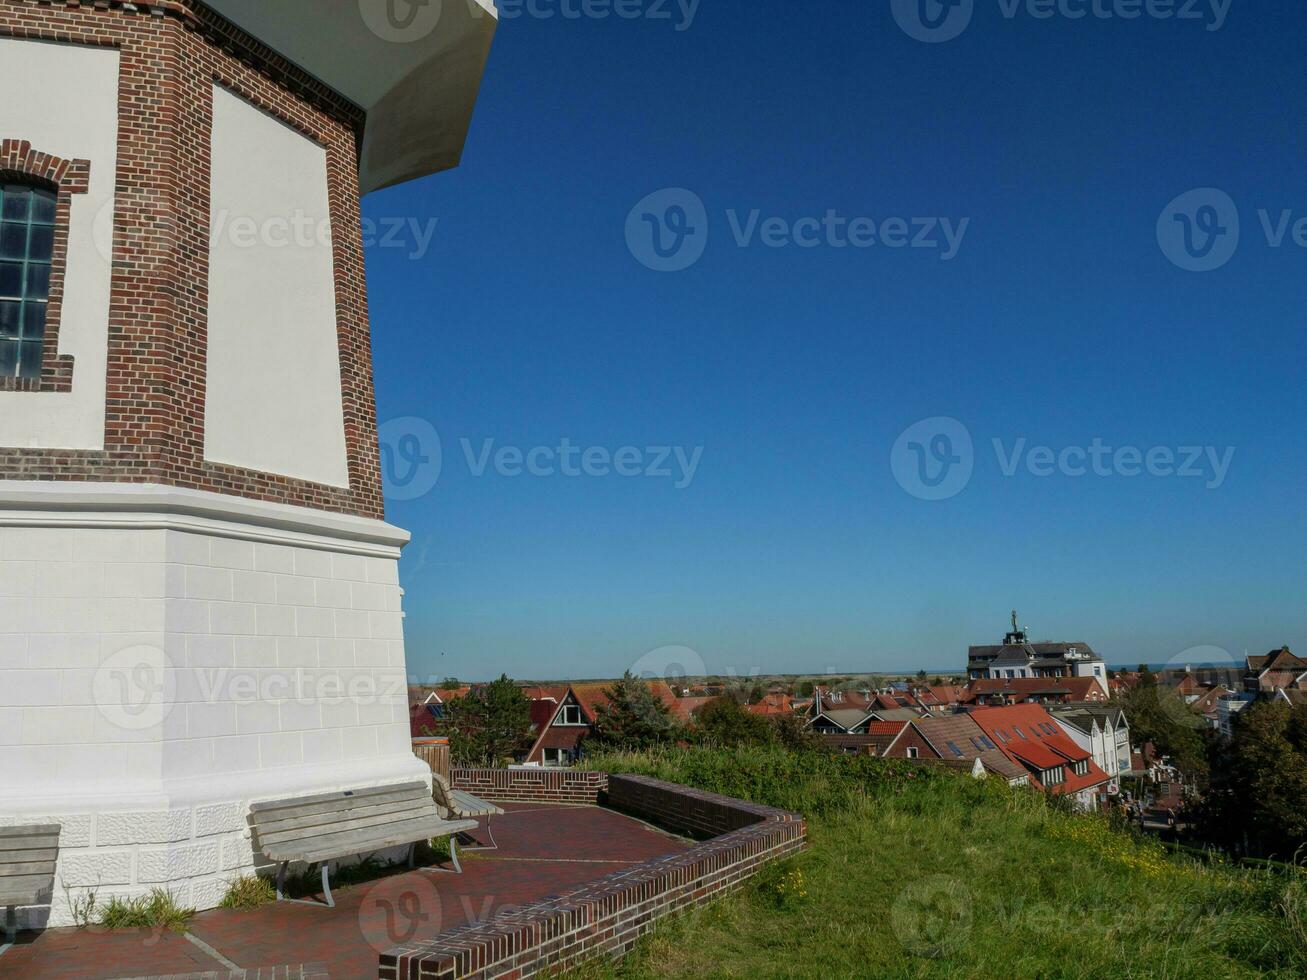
(425, 835, 463, 874)
(320, 863, 335, 909)
(460, 815, 498, 851)
(275, 861, 335, 908)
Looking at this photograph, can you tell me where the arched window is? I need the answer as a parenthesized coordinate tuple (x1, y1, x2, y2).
(0, 181, 57, 379)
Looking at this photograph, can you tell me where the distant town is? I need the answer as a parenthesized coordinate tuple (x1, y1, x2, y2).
(410, 612, 1305, 839)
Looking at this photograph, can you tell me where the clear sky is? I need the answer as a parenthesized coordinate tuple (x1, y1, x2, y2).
(361, 0, 1307, 684)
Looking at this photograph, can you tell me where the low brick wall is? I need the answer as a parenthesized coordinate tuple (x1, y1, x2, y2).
(380, 773, 806, 979)
(451, 767, 607, 806)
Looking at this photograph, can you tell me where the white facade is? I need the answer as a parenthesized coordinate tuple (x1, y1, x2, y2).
(0, 483, 428, 928)
(203, 85, 349, 488)
(0, 38, 119, 450)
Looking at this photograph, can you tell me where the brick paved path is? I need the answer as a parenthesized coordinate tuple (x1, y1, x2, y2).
(0, 804, 689, 980)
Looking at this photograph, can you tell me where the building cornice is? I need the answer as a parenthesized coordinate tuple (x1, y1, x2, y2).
(0, 482, 410, 557)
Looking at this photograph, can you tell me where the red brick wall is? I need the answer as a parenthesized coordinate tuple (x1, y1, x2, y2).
(382, 774, 806, 979)
(0, 1, 384, 520)
(886, 724, 938, 759)
(451, 767, 606, 806)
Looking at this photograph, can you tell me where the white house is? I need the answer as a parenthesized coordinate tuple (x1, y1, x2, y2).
(1050, 706, 1133, 779)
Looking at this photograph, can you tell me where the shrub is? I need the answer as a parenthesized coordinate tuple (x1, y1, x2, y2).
(218, 874, 276, 910)
(97, 888, 194, 931)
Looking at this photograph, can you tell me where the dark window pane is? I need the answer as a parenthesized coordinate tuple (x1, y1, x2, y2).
(30, 189, 57, 225)
(1, 187, 28, 221)
(0, 339, 17, 378)
(28, 224, 54, 260)
(23, 303, 45, 341)
(25, 264, 50, 300)
(18, 340, 42, 380)
(0, 223, 26, 260)
(0, 262, 22, 298)
(0, 301, 19, 339)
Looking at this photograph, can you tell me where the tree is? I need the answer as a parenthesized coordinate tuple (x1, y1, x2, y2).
(916, 670, 928, 682)
(440, 677, 462, 691)
(592, 672, 676, 750)
(799, 680, 815, 698)
(748, 682, 765, 705)
(437, 674, 532, 767)
(1202, 701, 1307, 858)
(1116, 669, 1209, 780)
(693, 697, 776, 747)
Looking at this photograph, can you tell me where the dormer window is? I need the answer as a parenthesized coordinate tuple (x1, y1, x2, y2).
(558, 701, 584, 726)
(0, 182, 56, 379)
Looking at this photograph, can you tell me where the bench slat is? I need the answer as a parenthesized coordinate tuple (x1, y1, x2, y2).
(0, 860, 59, 877)
(250, 782, 428, 815)
(253, 787, 431, 824)
(448, 790, 504, 817)
(256, 797, 432, 841)
(264, 816, 477, 864)
(0, 834, 60, 852)
(0, 874, 55, 904)
(0, 848, 57, 866)
(260, 810, 435, 849)
(0, 825, 60, 839)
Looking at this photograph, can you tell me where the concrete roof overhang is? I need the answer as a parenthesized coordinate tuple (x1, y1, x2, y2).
(206, 0, 498, 194)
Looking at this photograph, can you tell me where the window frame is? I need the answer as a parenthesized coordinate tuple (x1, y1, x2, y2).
(0, 141, 91, 393)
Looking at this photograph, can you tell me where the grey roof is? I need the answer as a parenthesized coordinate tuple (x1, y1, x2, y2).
(912, 715, 1029, 782)
(814, 708, 875, 732)
(1050, 706, 1126, 734)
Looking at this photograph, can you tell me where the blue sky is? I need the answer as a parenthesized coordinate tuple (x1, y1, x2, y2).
(362, 0, 1307, 683)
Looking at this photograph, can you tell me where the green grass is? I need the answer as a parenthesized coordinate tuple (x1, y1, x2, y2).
(96, 888, 195, 931)
(574, 745, 1307, 979)
(218, 874, 277, 911)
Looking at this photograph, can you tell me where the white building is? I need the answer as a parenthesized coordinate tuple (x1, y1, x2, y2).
(966, 612, 1109, 697)
(0, 0, 495, 927)
(1050, 706, 1134, 779)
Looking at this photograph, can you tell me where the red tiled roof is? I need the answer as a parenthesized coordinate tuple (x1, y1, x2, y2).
(867, 720, 908, 736)
(969, 705, 1110, 796)
(966, 677, 1105, 703)
(747, 694, 794, 716)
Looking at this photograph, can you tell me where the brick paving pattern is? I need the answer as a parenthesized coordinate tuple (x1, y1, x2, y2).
(0, 804, 689, 980)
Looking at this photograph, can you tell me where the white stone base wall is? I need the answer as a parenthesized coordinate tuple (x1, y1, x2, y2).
(0, 483, 429, 928)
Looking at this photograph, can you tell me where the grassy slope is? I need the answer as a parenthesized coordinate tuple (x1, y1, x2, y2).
(575, 746, 1306, 980)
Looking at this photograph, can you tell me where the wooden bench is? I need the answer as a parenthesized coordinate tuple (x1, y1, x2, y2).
(249, 782, 478, 908)
(431, 773, 505, 850)
(0, 824, 61, 958)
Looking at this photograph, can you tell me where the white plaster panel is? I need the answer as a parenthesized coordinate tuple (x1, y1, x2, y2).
(203, 84, 348, 487)
(0, 39, 120, 450)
